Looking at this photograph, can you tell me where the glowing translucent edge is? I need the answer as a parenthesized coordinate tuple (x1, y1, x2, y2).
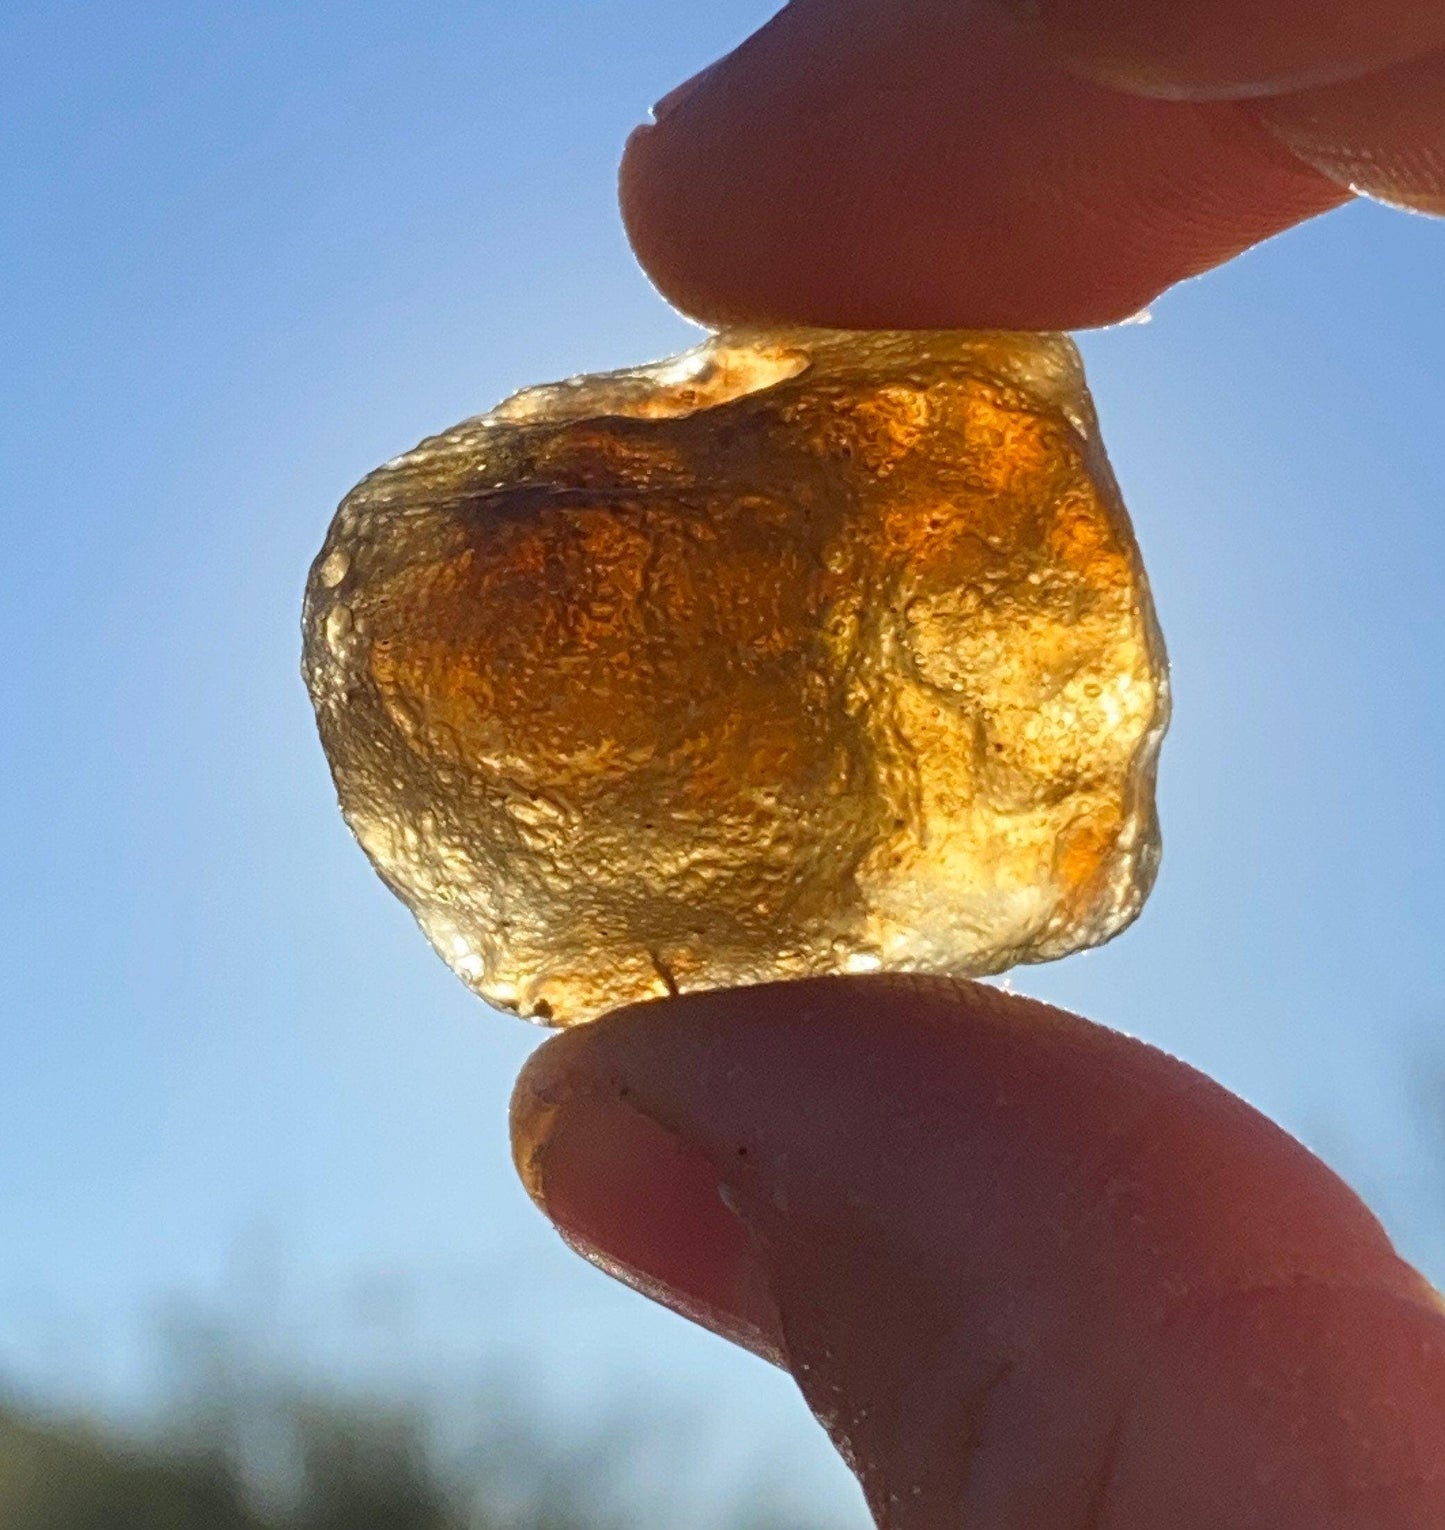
(303, 327, 1169, 1025)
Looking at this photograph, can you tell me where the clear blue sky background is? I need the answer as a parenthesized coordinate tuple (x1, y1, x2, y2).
(4, 4, 1443, 1523)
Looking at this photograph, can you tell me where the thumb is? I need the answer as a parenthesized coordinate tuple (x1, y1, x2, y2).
(511, 977, 1445, 1528)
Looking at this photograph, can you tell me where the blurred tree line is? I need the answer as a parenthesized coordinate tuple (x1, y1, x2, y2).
(0, 1386, 840, 1530)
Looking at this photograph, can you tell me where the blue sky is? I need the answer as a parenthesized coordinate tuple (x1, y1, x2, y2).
(4, 4, 1443, 1523)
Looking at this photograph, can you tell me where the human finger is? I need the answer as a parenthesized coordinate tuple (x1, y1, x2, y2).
(1011, 0, 1445, 99)
(1255, 45, 1445, 214)
(512, 977, 1445, 1528)
(619, 0, 1345, 332)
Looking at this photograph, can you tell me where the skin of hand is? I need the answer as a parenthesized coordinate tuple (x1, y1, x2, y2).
(512, 4, 1445, 1524)
(618, 0, 1445, 330)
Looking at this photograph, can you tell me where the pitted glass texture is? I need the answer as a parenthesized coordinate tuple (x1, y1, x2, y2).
(303, 328, 1170, 1024)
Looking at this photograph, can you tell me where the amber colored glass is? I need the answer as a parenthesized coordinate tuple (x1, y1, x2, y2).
(303, 329, 1169, 1024)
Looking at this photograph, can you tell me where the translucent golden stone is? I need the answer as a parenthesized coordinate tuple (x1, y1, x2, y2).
(302, 328, 1169, 1024)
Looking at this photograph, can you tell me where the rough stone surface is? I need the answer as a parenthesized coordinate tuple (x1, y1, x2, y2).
(303, 328, 1169, 1024)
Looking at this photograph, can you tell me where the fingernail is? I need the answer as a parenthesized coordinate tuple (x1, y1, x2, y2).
(650, 55, 729, 123)
(512, 1057, 787, 1366)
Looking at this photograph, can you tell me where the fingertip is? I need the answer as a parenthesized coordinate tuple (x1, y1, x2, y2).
(620, 2, 1344, 332)
(511, 979, 1444, 1524)
(511, 1028, 788, 1366)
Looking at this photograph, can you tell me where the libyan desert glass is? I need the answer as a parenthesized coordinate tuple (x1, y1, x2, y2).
(303, 328, 1169, 1024)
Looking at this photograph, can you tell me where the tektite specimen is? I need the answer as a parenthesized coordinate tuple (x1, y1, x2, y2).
(303, 329, 1169, 1023)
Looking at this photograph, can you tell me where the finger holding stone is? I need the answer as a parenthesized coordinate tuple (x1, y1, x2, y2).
(1252, 46, 1445, 215)
(620, 0, 1345, 332)
(999, 0, 1445, 100)
(512, 978, 1445, 1528)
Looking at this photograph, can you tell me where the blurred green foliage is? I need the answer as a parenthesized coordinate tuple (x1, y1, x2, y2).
(1, 1405, 262, 1530)
(0, 1272, 858, 1529)
(0, 1388, 836, 1530)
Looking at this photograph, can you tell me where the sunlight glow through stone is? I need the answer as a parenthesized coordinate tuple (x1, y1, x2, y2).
(303, 328, 1169, 1024)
